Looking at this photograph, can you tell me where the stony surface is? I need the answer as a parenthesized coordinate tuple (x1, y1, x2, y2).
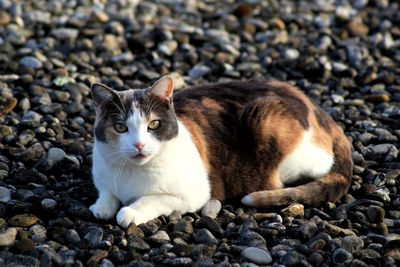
(0, 0, 399, 266)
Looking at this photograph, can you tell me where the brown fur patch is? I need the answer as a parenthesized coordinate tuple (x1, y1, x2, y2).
(174, 80, 352, 206)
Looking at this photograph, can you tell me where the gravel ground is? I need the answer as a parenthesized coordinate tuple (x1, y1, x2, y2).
(0, 0, 399, 266)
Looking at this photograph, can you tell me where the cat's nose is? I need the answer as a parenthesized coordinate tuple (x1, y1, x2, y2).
(134, 143, 145, 151)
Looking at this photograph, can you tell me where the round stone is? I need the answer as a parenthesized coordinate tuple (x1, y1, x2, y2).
(0, 186, 11, 202)
(8, 214, 39, 227)
(41, 198, 57, 209)
(0, 228, 18, 246)
(332, 248, 353, 265)
(241, 247, 273, 265)
(20, 56, 43, 69)
(201, 199, 222, 219)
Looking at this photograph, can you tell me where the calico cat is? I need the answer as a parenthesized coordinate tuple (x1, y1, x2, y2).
(89, 76, 353, 228)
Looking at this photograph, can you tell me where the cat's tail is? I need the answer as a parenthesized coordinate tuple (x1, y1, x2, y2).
(241, 134, 353, 208)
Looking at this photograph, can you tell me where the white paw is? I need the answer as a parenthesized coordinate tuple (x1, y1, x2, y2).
(90, 203, 117, 220)
(116, 207, 149, 228)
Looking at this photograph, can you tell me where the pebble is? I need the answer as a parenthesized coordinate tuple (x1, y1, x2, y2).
(127, 235, 150, 251)
(194, 229, 219, 245)
(283, 48, 300, 61)
(342, 236, 364, 254)
(149, 230, 170, 244)
(51, 28, 79, 40)
(189, 65, 211, 79)
(19, 56, 43, 69)
(367, 205, 385, 223)
(65, 229, 81, 245)
(84, 227, 103, 246)
(281, 203, 304, 217)
(30, 224, 47, 243)
(237, 230, 266, 248)
(41, 198, 57, 209)
(173, 219, 194, 234)
(0, 228, 18, 246)
(201, 199, 222, 219)
(0, 186, 11, 202)
(241, 247, 273, 265)
(332, 248, 353, 265)
(8, 214, 39, 227)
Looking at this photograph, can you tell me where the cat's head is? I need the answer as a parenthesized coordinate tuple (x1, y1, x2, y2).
(91, 76, 178, 165)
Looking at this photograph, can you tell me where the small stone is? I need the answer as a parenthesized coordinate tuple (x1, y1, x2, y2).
(87, 250, 108, 266)
(308, 252, 324, 266)
(21, 111, 42, 127)
(0, 228, 17, 246)
(65, 229, 81, 245)
(0, 98, 17, 114)
(20, 56, 43, 69)
(201, 199, 222, 219)
(241, 247, 272, 265)
(348, 17, 369, 37)
(0, 125, 13, 137)
(126, 223, 145, 238)
(332, 248, 353, 265)
(14, 238, 35, 253)
(41, 198, 57, 209)
(385, 234, 400, 248)
(30, 224, 47, 243)
(237, 231, 266, 248)
(127, 234, 150, 251)
(298, 222, 318, 241)
(53, 77, 75, 87)
(84, 227, 103, 246)
(358, 248, 381, 262)
(189, 65, 211, 79)
(91, 9, 109, 23)
(8, 214, 39, 227)
(158, 40, 178, 56)
(367, 205, 385, 223)
(281, 203, 304, 217)
(173, 219, 194, 234)
(0, 186, 11, 202)
(326, 223, 356, 236)
(51, 28, 79, 40)
(197, 216, 224, 237)
(0, 10, 11, 26)
(280, 250, 305, 266)
(194, 229, 218, 245)
(283, 48, 300, 61)
(149, 230, 170, 244)
(342, 236, 364, 254)
(164, 257, 193, 266)
(99, 259, 115, 267)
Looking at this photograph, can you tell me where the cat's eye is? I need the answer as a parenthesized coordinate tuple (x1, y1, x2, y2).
(148, 120, 160, 130)
(114, 123, 128, 133)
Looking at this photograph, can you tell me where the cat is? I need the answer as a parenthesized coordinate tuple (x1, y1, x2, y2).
(89, 76, 353, 228)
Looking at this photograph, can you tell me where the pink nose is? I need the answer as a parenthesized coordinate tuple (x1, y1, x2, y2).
(134, 143, 144, 151)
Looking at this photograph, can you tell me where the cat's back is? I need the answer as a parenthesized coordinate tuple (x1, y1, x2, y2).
(173, 80, 320, 128)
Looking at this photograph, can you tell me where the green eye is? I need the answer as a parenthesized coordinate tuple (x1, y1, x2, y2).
(148, 120, 160, 130)
(114, 123, 128, 133)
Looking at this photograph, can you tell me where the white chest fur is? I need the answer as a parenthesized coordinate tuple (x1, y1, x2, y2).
(92, 121, 211, 214)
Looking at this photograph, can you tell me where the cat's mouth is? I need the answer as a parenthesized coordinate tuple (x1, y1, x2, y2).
(130, 153, 147, 160)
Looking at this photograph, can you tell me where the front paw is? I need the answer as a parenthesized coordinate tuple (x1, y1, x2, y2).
(90, 203, 117, 220)
(116, 207, 149, 228)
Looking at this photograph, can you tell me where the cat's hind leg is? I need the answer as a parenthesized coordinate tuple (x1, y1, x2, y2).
(242, 131, 352, 207)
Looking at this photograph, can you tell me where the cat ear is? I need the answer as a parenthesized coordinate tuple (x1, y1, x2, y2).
(148, 76, 174, 100)
(91, 83, 118, 107)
